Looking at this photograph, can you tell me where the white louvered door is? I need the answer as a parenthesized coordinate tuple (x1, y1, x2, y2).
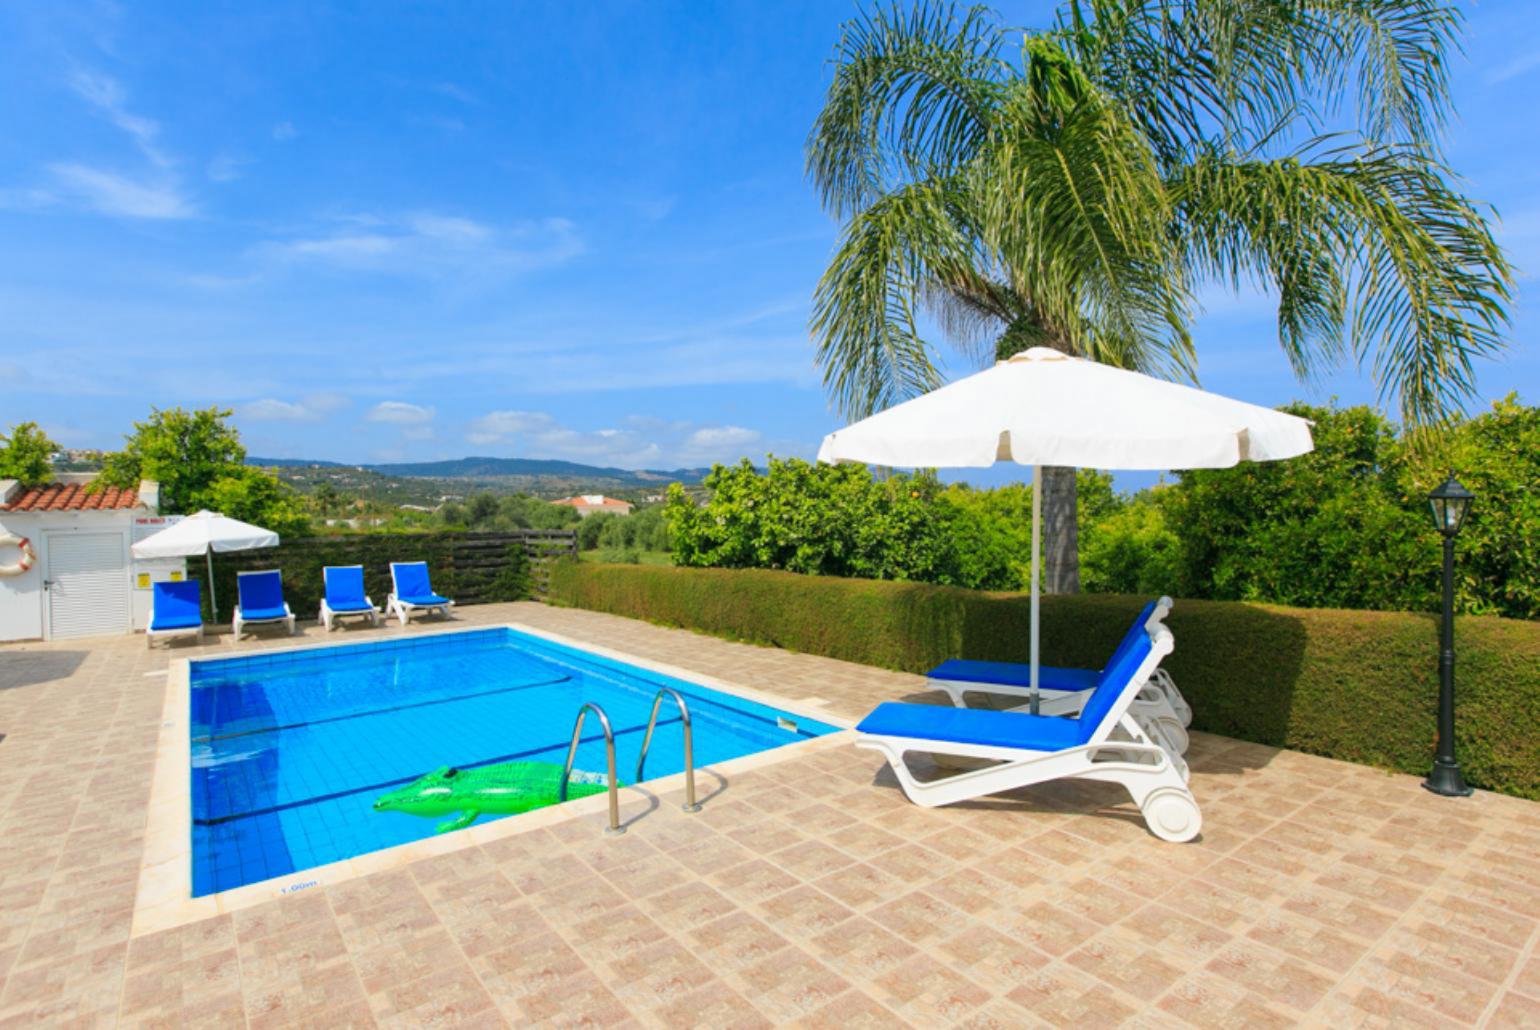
(45, 532, 131, 639)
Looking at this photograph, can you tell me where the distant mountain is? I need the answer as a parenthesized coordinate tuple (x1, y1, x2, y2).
(247, 455, 715, 503)
(364, 456, 713, 485)
(251, 455, 711, 484)
(249, 456, 349, 468)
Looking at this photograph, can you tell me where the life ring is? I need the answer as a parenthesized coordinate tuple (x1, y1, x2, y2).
(0, 533, 36, 577)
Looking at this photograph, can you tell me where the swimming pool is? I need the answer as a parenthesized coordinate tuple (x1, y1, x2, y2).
(188, 627, 838, 896)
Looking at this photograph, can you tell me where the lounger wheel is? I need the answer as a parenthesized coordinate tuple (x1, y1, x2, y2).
(1140, 787, 1201, 843)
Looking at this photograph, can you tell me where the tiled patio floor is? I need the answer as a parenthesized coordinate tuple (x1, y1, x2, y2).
(1, 602, 1537, 1027)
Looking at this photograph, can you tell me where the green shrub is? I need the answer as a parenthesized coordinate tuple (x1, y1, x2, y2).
(667, 458, 964, 583)
(653, 400, 1540, 619)
(549, 563, 1540, 799)
(577, 512, 618, 550)
(1080, 490, 1181, 594)
(0, 421, 60, 487)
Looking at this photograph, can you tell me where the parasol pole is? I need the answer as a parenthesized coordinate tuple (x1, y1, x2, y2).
(206, 548, 217, 624)
(1030, 463, 1041, 715)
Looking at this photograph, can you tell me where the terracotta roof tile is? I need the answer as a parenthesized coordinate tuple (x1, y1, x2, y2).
(1, 482, 141, 512)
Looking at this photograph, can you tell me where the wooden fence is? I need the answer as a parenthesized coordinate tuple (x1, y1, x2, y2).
(203, 529, 577, 620)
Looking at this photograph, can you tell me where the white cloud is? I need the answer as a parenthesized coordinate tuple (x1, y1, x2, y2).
(272, 121, 297, 141)
(6, 68, 196, 220)
(367, 400, 435, 425)
(685, 426, 760, 451)
(461, 409, 762, 468)
(1486, 49, 1540, 85)
(240, 393, 351, 422)
(66, 68, 170, 167)
(466, 410, 557, 445)
(240, 398, 312, 421)
(252, 213, 582, 280)
(46, 163, 193, 219)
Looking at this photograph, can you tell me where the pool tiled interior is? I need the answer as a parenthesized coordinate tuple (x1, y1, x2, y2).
(1, 601, 1537, 1026)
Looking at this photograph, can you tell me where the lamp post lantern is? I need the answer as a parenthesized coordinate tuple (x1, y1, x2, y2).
(1424, 473, 1474, 797)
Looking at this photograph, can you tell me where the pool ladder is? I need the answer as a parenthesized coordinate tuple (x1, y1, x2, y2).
(636, 688, 702, 814)
(557, 688, 701, 837)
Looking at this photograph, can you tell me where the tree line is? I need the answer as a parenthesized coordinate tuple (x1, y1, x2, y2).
(666, 397, 1539, 621)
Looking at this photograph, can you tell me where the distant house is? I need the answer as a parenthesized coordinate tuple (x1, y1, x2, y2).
(552, 494, 633, 517)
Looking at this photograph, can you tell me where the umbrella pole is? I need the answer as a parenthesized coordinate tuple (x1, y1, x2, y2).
(1030, 464, 1041, 715)
(206, 549, 217, 625)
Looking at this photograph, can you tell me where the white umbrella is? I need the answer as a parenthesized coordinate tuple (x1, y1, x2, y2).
(131, 510, 281, 623)
(817, 347, 1314, 709)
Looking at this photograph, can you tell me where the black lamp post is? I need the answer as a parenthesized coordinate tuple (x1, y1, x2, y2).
(1424, 473, 1474, 797)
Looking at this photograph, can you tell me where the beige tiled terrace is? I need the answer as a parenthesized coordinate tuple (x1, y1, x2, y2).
(1, 601, 1537, 1027)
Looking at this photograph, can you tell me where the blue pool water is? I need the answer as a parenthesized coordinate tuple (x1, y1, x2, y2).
(189, 628, 837, 896)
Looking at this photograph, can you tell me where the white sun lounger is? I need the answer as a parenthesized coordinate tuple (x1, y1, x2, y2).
(855, 624, 1201, 842)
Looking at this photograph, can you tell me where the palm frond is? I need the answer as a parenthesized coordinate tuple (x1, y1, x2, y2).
(810, 177, 977, 418)
(1173, 140, 1512, 421)
(1062, 0, 1462, 161)
(973, 81, 1196, 378)
(806, 2, 1007, 218)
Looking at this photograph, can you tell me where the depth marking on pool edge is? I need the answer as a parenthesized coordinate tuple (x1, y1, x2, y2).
(279, 879, 319, 895)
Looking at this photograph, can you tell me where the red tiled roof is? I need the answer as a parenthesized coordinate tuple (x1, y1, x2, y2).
(1, 482, 141, 512)
(553, 495, 632, 509)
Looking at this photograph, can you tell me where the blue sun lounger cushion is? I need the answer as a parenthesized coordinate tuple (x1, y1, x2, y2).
(320, 565, 380, 631)
(147, 580, 203, 648)
(856, 702, 1088, 751)
(924, 598, 1193, 752)
(927, 599, 1160, 692)
(387, 561, 454, 624)
(234, 570, 296, 638)
(927, 659, 1100, 692)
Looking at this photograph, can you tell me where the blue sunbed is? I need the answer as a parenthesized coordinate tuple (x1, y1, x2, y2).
(147, 579, 203, 648)
(387, 561, 454, 624)
(234, 569, 295, 638)
(319, 565, 380, 630)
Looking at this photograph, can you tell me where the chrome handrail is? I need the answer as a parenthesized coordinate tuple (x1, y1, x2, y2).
(635, 687, 701, 813)
(559, 702, 624, 835)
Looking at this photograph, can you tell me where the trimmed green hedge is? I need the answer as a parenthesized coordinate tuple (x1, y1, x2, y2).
(549, 562, 1540, 800)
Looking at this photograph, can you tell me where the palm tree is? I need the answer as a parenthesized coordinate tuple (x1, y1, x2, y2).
(806, 0, 1511, 592)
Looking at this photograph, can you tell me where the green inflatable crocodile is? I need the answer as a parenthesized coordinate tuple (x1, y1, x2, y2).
(373, 762, 614, 833)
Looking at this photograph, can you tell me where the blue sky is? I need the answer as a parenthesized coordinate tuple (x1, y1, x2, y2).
(1, 1, 1536, 482)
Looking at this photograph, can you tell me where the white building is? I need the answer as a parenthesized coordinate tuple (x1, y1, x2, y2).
(0, 473, 180, 642)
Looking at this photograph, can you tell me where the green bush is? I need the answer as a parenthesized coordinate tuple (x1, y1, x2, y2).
(577, 512, 618, 550)
(667, 458, 964, 583)
(549, 562, 1540, 800)
(654, 400, 1540, 619)
(0, 421, 60, 487)
(1165, 398, 1540, 619)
